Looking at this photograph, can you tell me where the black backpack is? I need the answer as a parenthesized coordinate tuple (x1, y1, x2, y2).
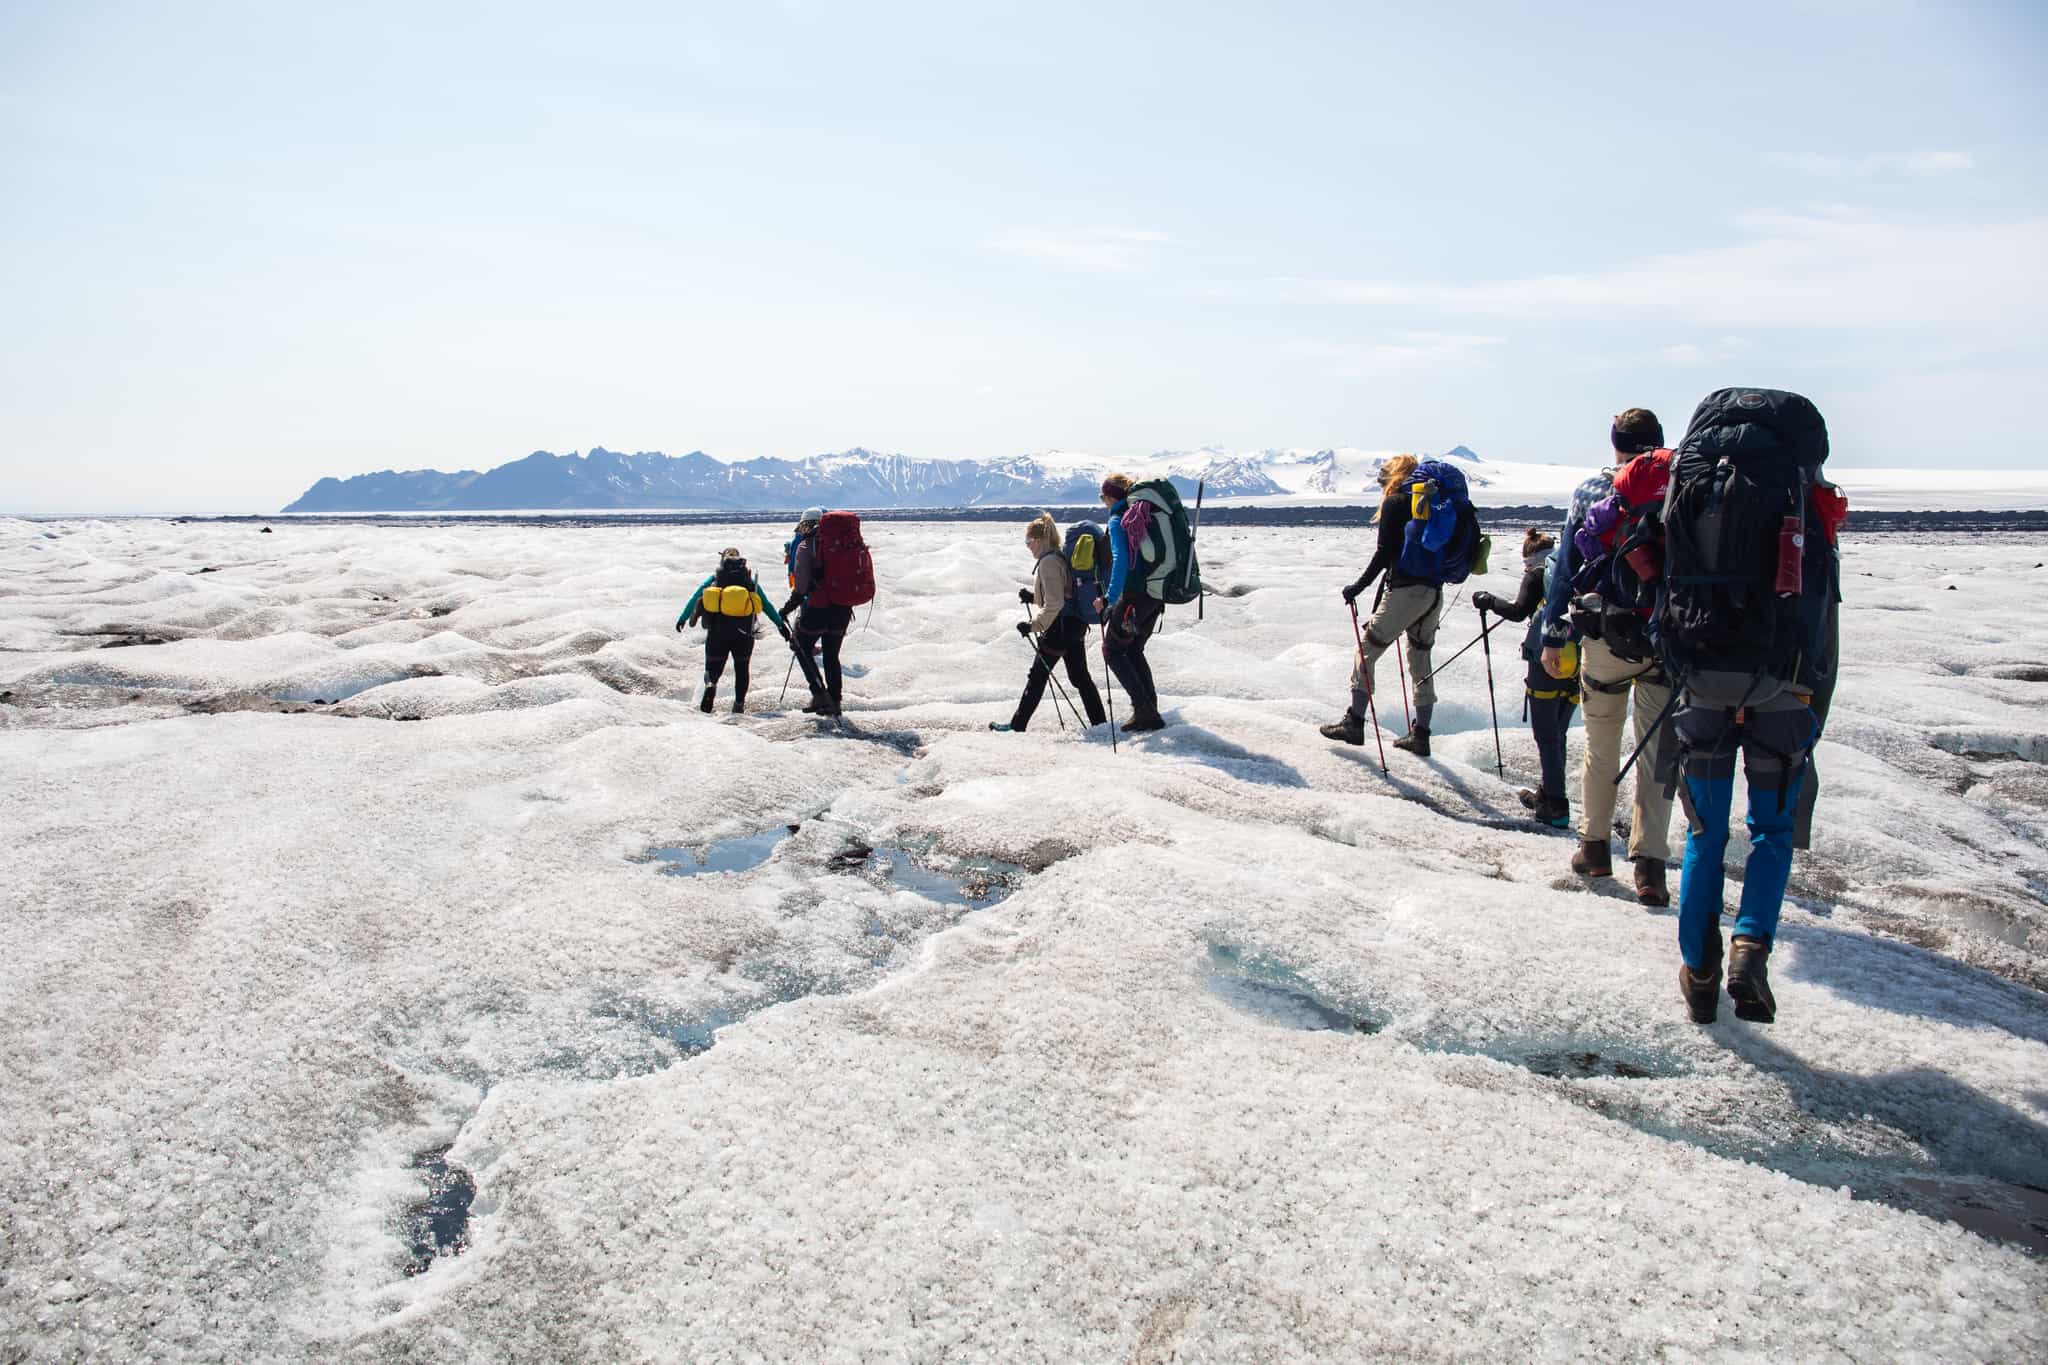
(1657, 389, 1832, 682)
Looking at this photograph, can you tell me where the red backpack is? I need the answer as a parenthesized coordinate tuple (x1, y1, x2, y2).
(808, 511, 875, 607)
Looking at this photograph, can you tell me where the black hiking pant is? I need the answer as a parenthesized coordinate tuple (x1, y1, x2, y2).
(1104, 594, 1163, 718)
(1015, 615, 1107, 730)
(793, 603, 854, 702)
(704, 624, 755, 707)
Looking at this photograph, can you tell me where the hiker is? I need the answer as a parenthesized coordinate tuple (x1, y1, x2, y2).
(783, 518, 824, 671)
(781, 506, 875, 716)
(1320, 454, 1480, 756)
(1662, 389, 1843, 1027)
(991, 513, 1107, 733)
(1471, 528, 1576, 828)
(676, 548, 790, 714)
(1094, 474, 1167, 732)
(1540, 410, 1676, 905)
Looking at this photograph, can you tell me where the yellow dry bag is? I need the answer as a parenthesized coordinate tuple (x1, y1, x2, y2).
(715, 585, 754, 616)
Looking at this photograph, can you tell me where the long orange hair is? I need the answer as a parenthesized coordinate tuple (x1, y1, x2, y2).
(1373, 454, 1420, 522)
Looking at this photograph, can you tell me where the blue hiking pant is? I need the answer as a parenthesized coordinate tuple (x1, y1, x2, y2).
(1524, 656, 1578, 802)
(1672, 697, 1817, 971)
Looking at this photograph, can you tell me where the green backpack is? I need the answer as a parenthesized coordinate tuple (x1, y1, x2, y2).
(1124, 478, 1204, 606)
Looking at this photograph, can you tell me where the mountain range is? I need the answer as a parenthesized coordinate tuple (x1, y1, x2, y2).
(281, 446, 1492, 513)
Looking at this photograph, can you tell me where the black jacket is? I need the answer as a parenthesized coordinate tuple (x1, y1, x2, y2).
(1480, 564, 1545, 624)
(1352, 492, 1433, 594)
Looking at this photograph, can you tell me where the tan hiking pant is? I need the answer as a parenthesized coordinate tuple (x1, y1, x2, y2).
(1577, 637, 1674, 859)
(1352, 583, 1440, 719)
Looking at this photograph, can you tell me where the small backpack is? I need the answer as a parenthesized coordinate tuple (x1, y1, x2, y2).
(782, 529, 807, 591)
(1657, 388, 1833, 682)
(698, 558, 760, 627)
(808, 511, 875, 608)
(1394, 459, 1482, 585)
(1568, 451, 1672, 661)
(1122, 479, 1203, 606)
(1061, 521, 1111, 624)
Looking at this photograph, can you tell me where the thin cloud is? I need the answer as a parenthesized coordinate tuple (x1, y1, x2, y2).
(985, 228, 1171, 272)
(1300, 211, 2047, 328)
(1768, 150, 1975, 176)
(1291, 331, 1504, 376)
(1658, 336, 1753, 367)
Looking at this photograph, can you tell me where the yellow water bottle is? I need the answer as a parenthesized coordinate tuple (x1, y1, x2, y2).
(1410, 480, 1431, 519)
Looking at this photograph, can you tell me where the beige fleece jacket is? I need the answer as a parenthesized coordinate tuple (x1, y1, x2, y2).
(1027, 550, 1070, 634)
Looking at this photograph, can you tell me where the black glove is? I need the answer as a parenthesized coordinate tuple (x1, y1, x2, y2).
(1015, 620, 1032, 637)
(1017, 587, 1035, 605)
(776, 622, 793, 643)
(1341, 579, 1365, 604)
(1471, 591, 1496, 613)
(674, 619, 685, 633)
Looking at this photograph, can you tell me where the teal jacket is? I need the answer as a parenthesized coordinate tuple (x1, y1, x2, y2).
(678, 573, 786, 632)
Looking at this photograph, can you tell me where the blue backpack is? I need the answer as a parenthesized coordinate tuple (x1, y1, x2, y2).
(1061, 521, 1111, 624)
(1395, 459, 1483, 584)
(781, 526, 811, 592)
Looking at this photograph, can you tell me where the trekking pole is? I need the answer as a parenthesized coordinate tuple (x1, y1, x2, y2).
(1373, 581, 1412, 732)
(1478, 606, 1505, 778)
(779, 652, 797, 705)
(1193, 480, 1206, 622)
(1018, 607, 1070, 733)
(1044, 664, 1080, 731)
(1614, 675, 1687, 788)
(1347, 601, 1389, 773)
(1395, 643, 1413, 733)
(1413, 617, 1497, 687)
(1097, 623, 1118, 753)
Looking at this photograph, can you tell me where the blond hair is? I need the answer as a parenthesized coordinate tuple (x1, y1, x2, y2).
(1372, 454, 1420, 522)
(1026, 511, 1058, 549)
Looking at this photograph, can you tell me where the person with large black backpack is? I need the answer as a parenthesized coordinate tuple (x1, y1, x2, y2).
(991, 513, 1107, 733)
(1318, 454, 1483, 757)
(676, 547, 791, 714)
(1658, 389, 1844, 1028)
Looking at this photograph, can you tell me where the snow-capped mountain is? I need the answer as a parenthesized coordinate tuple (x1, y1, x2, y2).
(282, 444, 1504, 513)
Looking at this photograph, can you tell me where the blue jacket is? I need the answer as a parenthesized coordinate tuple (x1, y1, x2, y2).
(1540, 470, 1616, 648)
(1104, 498, 1132, 606)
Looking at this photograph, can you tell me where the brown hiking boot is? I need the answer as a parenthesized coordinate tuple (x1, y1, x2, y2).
(1392, 727, 1431, 757)
(1680, 934, 1723, 1024)
(1727, 936, 1776, 1024)
(1318, 712, 1365, 745)
(1633, 857, 1670, 907)
(1571, 838, 1612, 879)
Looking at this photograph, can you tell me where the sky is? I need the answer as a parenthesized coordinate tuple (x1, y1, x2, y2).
(2, 0, 2044, 513)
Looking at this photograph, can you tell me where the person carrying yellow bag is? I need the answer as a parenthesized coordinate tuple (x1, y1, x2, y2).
(1472, 528, 1577, 829)
(676, 547, 790, 714)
